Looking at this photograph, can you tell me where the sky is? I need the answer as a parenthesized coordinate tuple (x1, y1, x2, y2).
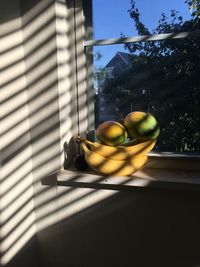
(92, 0, 192, 67)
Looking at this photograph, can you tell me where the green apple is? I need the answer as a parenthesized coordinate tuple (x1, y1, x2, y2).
(124, 111, 160, 140)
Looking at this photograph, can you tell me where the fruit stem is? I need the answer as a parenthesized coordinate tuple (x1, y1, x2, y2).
(76, 136, 85, 144)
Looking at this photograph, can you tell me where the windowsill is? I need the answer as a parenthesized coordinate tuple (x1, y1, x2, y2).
(43, 167, 200, 191)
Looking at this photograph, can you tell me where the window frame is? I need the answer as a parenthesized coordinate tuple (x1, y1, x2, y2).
(73, 0, 200, 172)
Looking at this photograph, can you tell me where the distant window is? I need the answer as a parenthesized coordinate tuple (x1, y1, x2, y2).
(105, 67, 114, 79)
(100, 105, 105, 111)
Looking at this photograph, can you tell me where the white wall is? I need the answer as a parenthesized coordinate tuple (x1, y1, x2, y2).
(0, 0, 77, 266)
(0, 0, 38, 265)
(21, 1, 77, 266)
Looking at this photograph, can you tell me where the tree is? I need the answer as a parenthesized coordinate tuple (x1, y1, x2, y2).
(102, 0, 200, 152)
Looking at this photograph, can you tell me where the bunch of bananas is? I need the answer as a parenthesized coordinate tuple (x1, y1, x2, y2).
(76, 136, 157, 176)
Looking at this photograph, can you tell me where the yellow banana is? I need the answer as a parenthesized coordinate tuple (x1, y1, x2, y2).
(77, 137, 156, 161)
(81, 142, 148, 176)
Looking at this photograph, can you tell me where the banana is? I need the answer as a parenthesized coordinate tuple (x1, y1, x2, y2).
(76, 136, 156, 161)
(81, 142, 148, 176)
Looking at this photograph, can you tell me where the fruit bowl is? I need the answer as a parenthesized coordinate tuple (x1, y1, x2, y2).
(75, 111, 159, 176)
(76, 136, 157, 176)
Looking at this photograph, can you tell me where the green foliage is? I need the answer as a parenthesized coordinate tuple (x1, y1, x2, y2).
(102, 0, 200, 152)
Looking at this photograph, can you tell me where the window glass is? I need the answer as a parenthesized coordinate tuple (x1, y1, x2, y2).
(92, 0, 193, 40)
(91, 37, 200, 153)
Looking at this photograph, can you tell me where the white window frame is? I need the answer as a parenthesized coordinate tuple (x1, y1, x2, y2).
(71, 0, 200, 172)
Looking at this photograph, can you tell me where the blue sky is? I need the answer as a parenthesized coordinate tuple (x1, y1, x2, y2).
(92, 0, 192, 67)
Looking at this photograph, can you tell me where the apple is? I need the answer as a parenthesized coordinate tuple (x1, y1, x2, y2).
(96, 121, 128, 146)
(124, 111, 160, 140)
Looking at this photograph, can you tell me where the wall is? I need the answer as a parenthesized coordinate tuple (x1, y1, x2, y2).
(1, 0, 84, 265)
(0, 0, 39, 266)
(0, 0, 77, 266)
(41, 182, 200, 267)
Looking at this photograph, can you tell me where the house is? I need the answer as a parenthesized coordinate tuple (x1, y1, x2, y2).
(105, 51, 135, 77)
(97, 51, 135, 124)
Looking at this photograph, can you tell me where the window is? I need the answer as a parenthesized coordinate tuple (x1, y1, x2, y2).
(82, 0, 200, 159)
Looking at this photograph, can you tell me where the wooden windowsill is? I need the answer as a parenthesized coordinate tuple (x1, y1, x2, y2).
(43, 167, 200, 191)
